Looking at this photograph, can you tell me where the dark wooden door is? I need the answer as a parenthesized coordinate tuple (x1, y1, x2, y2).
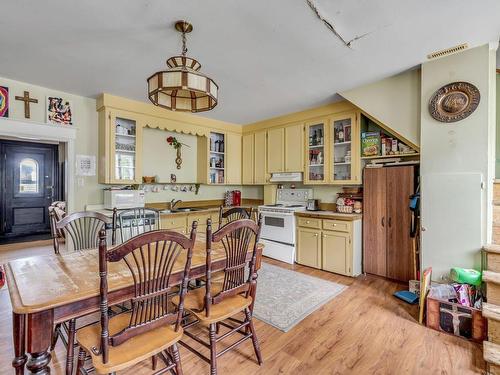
(0, 140, 58, 237)
(363, 168, 387, 277)
(386, 166, 414, 282)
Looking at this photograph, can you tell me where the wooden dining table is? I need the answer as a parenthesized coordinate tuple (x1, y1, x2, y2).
(4, 240, 262, 375)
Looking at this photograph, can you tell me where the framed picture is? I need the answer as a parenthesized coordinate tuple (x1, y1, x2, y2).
(0, 86, 9, 118)
(47, 96, 73, 125)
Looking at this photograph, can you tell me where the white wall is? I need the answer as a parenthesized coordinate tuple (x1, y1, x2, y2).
(420, 44, 497, 280)
(340, 69, 421, 147)
(496, 73, 500, 177)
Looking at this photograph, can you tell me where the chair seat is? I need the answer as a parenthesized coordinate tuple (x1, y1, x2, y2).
(173, 282, 253, 325)
(76, 312, 183, 374)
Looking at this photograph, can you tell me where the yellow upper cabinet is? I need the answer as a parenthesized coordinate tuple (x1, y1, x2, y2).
(304, 118, 329, 184)
(225, 132, 242, 185)
(242, 133, 254, 184)
(98, 109, 143, 184)
(329, 111, 361, 184)
(267, 127, 285, 173)
(254, 131, 267, 184)
(284, 123, 304, 172)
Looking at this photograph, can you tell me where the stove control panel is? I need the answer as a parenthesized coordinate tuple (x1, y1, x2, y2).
(276, 188, 313, 205)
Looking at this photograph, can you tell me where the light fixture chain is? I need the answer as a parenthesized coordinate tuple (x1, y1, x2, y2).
(181, 30, 188, 56)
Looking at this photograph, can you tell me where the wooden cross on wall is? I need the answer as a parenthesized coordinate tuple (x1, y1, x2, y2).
(15, 91, 38, 119)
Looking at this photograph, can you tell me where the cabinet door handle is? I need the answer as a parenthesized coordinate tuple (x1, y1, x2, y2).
(381, 217, 385, 227)
(323, 235, 327, 238)
(314, 233, 318, 237)
(306, 221, 310, 224)
(388, 217, 392, 228)
(333, 223, 337, 226)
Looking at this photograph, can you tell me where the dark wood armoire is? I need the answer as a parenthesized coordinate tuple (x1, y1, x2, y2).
(363, 166, 415, 282)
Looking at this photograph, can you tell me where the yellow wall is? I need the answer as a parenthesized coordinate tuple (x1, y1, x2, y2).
(0, 77, 261, 209)
(340, 69, 421, 148)
(0, 76, 103, 211)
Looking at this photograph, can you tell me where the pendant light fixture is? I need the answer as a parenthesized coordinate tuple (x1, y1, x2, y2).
(147, 20, 218, 112)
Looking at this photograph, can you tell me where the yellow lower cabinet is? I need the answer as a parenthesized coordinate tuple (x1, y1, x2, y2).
(187, 212, 212, 228)
(322, 230, 350, 275)
(161, 214, 188, 230)
(297, 227, 322, 268)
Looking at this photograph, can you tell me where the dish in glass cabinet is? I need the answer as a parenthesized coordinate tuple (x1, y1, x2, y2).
(428, 81, 480, 123)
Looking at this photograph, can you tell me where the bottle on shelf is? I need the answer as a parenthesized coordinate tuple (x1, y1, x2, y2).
(220, 139, 224, 153)
(338, 128, 344, 143)
(318, 129, 323, 145)
(312, 130, 317, 146)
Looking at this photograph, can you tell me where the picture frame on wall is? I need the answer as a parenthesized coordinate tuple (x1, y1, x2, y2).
(0, 86, 9, 118)
(47, 96, 73, 125)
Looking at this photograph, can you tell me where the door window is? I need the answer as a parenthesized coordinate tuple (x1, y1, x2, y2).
(19, 158, 39, 193)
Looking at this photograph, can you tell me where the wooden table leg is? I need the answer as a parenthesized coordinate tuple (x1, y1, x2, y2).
(12, 312, 27, 375)
(26, 310, 54, 374)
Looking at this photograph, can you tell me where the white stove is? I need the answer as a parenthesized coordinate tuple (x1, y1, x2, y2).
(258, 189, 312, 264)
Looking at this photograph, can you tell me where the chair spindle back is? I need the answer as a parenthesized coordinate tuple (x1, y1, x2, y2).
(218, 206, 253, 229)
(56, 211, 110, 252)
(97, 223, 198, 363)
(205, 217, 261, 317)
(112, 207, 160, 245)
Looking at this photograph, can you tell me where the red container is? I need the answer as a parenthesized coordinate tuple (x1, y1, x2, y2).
(232, 190, 241, 206)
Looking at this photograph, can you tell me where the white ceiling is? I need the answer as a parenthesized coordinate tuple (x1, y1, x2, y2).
(0, 0, 499, 124)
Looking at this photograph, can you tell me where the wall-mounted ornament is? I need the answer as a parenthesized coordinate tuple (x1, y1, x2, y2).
(429, 81, 480, 123)
(15, 91, 38, 119)
(47, 97, 73, 125)
(0, 86, 8, 118)
(166, 136, 189, 169)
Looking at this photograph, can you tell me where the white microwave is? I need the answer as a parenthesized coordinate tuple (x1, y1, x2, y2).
(104, 190, 145, 210)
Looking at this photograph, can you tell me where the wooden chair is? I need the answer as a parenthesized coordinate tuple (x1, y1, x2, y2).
(75, 224, 198, 375)
(218, 206, 252, 229)
(51, 211, 111, 375)
(112, 207, 160, 245)
(175, 218, 263, 375)
(49, 205, 66, 254)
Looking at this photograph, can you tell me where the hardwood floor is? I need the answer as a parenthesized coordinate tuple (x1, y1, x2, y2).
(0, 241, 485, 375)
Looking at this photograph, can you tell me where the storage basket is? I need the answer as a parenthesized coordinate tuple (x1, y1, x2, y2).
(336, 205, 353, 214)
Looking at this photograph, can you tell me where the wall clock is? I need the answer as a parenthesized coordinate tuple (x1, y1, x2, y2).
(428, 81, 480, 123)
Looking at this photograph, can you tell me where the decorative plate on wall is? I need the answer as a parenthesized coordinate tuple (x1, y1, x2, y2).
(428, 81, 480, 123)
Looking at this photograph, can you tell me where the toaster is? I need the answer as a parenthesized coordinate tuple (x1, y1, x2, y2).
(306, 199, 320, 211)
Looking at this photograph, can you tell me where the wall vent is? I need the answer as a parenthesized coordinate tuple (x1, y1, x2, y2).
(427, 43, 468, 60)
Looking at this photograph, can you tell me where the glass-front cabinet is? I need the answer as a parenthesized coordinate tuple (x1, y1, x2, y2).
(304, 119, 329, 184)
(99, 109, 143, 184)
(330, 112, 359, 184)
(209, 132, 225, 184)
(114, 117, 137, 181)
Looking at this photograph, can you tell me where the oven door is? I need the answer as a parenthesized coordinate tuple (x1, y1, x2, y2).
(259, 211, 296, 245)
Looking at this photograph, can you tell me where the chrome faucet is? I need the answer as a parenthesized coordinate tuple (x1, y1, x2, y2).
(170, 199, 182, 210)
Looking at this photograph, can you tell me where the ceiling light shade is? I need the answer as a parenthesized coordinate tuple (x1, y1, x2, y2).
(147, 21, 218, 113)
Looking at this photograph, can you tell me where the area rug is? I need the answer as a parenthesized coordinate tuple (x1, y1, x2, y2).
(252, 262, 347, 332)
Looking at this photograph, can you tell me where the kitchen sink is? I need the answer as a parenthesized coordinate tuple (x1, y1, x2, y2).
(171, 207, 204, 213)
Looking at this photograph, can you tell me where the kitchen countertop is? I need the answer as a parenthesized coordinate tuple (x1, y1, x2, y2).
(89, 205, 257, 218)
(295, 210, 362, 221)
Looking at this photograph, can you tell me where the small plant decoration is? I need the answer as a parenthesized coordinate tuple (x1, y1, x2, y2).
(166, 136, 189, 169)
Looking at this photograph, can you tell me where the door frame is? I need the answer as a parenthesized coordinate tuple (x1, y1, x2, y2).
(0, 118, 77, 212)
